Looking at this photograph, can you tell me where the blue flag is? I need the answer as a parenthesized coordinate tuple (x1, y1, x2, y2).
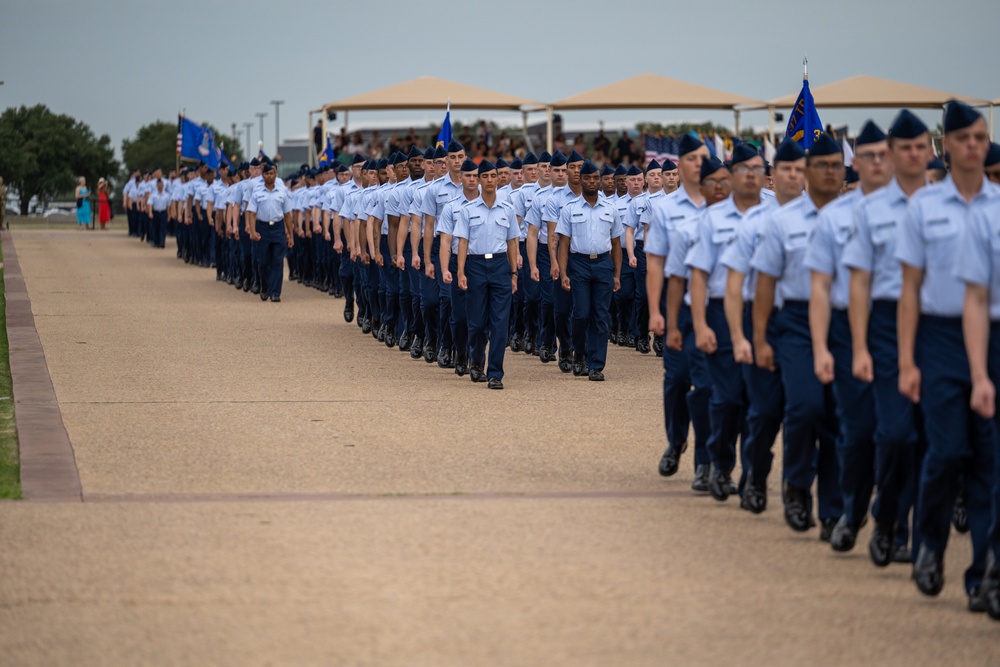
(436, 102, 452, 149)
(785, 78, 823, 151)
(319, 137, 335, 165)
(257, 144, 271, 163)
(179, 116, 221, 169)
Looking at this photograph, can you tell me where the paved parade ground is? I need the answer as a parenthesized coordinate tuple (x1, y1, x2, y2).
(0, 228, 997, 665)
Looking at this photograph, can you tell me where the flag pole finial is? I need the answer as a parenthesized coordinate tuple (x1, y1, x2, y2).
(803, 55, 808, 80)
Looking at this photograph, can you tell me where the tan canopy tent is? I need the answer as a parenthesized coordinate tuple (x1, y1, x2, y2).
(749, 75, 991, 141)
(310, 77, 543, 164)
(546, 73, 764, 151)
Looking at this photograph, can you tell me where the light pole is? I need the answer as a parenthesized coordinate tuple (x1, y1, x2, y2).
(271, 100, 284, 154)
(256, 112, 268, 154)
(243, 122, 253, 159)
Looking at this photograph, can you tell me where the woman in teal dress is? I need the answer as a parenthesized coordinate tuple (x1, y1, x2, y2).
(75, 177, 91, 226)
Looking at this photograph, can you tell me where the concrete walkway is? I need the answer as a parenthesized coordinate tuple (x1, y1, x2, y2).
(0, 229, 996, 665)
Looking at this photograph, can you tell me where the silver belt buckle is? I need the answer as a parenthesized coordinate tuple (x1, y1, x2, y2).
(269, 221, 276, 226)
(589, 253, 598, 259)
(484, 253, 494, 259)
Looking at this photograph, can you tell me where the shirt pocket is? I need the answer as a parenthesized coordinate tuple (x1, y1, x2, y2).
(923, 217, 959, 267)
(871, 219, 896, 247)
(711, 226, 737, 246)
(782, 230, 809, 255)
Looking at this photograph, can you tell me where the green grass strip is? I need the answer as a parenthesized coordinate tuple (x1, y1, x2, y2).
(0, 235, 22, 499)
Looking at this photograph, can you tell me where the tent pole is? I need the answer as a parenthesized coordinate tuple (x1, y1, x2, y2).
(734, 109, 741, 135)
(546, 106, 554, 154)
(522, 110, 533, 153)
(309, 111, 316, 167)
(991, 104, 995, 140)
(768, 105, 775, 144)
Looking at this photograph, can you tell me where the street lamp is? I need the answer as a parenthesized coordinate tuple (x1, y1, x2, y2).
(256, 112, 268, 153)
(271, 100, 284, 154)
(243, 122, 254, 159)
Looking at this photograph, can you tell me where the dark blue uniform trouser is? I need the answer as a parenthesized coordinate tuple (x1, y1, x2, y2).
(774, 301, 842, 522)
(128, 205, 137, 236)
(568, 252, 613, 371)
(465, 255, 512, 380)
(254, 221, 286, 298)
(829, 309, 876, 526)
(448, 255, 469, 361)
(152, 211, 167, 248)
(618, 258, 635, 340)
(662, 304, 712, 468)
(366, 261, 381, 324)
(633, 242, 649, 340)
(432, 236, 453, 354)
(916, 315, 994, 594)
(986, 324, 1000, 569)
(869, 301, 923, 535)
(379, 236, 400, 335)
(704, 299, 749, 483)
(519, 241, 540, 344)
(403, 245, 423, 338)
(536, 242, 556, 351)
(510, 240, 527, 337)
(553, 248, 573, 360)
(741, 304, 784, 490)
(420, 236, 440, 349)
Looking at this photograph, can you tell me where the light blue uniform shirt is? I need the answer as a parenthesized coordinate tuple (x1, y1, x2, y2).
(341, 188, 362, 223)
(615, 193, 634, 241)
(454, 196, 519, 255)
(895, 176, 1000, 317)
(956, 194, 1000, 319)
(751, 194, 821, 302)
(542, 186, 579, 238)
(686, 195, 753, 299)
(525, 185, 554, 244)
(385, 178, 411, 218)
(720, 198, 779, 303)
(410, 179, 435, 236)
(149, 191, 171, 212)
(496, 183, 514, 205)
(842, 178, 915, 301)
(645, 187, 704, 272)
(554, 195, 623, 255)
(803, 188, 863, 310)
(511, 182, 541, 240)
(246, 184, 292, 222)
(420, 175, 464, 231)
(632, 190, 659, 243)
(436, 194, 475, 254)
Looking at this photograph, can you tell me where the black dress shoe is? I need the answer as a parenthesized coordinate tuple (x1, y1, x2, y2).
(637, 337, 651, 354)
(410, 338, 423, 359)
(968, 586, 987, 613)
(437, 350, 451, 369)
(691, 464, 710, 493)
(469, 366, 485, 383)
(377, 325, 387, 343)
(985, 559, 1000, 620)
(708, 465, 731, 502)
(868, 523, 894, 567)
(524, 339, 535, 355)
(487, 377, 504, 390)
(953, 488, 970, 534)
(658, 447, 680, 477)
(455, 357, 468, 377)
(653, 336, 664, 357)
(830, 516, 859, 552)
(783, 488, 812, 532)
(538, 347, 552, 363)
(588, 369, 604, 381)
(572, 356, 587, 377)
(385, 332, 396, 348)
(361, 318, 373, 335)
(270, 295, 281, 303)
(739, 485, 767, 514)
(626, 336, 637, 349)
(242, 279, 250, 292)
(913, 545, 944, 596)
(819, 518, 838, 543)
(260, 292, 269, 302)
(424, 347, 437, 364)
(398, 333, 412, 351)
(251, 283, 261, 295)
(510, 334, 523, 352)
(344, 309, 354, 323)
(558, 358, 573, 373)
(891, 544, 912, 564)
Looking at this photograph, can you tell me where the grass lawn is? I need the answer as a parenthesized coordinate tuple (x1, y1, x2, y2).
(0, 235, 21, 498)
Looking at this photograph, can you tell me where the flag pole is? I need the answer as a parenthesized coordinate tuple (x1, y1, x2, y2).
(176, 110, 182, 175)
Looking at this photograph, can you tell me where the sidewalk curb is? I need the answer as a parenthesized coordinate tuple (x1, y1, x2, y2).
(2, 231, 82, 501)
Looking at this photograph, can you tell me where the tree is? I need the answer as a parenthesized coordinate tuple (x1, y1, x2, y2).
(122, 120, 243, 177)
(0, 104, 119, 215)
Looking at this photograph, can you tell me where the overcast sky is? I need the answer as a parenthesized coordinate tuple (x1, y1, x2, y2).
(3, 0, 998, 158)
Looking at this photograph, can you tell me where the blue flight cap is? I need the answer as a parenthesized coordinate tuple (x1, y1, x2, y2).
(699, 156, 726, 181)
(661, 159, 678, 171)
(678, 134, 704, 157)
(433, 146, 448, 160)
(239, 161, 249, 171)
(774, 138, 806, 163)
(392, 152, 408, 165)
(646, 159, 661, 171)
(986, 142, 1000, 167)
(539, 151, 552, 163)
(626, 164, 643, 177)
(926, 157, 947, 171)
(478, 160, 497, 175)
(614, 164, 627, 176)
(600, 164, 615, 177)
(522, 152, 538, 165)
(579, 160, 599, 176)
(352, 153, 366, 165)
(510, 157, 523, 170)
(376, 158, 389, 170)
(361, 160, 373, 171)
(944, 100, 982, 133)
(460, 158, 478, 173)
(808, 133, 842, 157)
(447, 139, 464, 153)
(845, 167, 860, 184)
(855, 121, 886, 147)
(495, 157, 509, 169)
(262, 161, 276, 172)
(249, 157, 260, 167)
(407, 145, 423, 160)
(423, 147, 435, 160)
(567, 150, 585, 164)
(765, 162, 772, 176)
(549, 151, 568, 167)
(730, 143, 760, 167)
(888, 109, 928, 139)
